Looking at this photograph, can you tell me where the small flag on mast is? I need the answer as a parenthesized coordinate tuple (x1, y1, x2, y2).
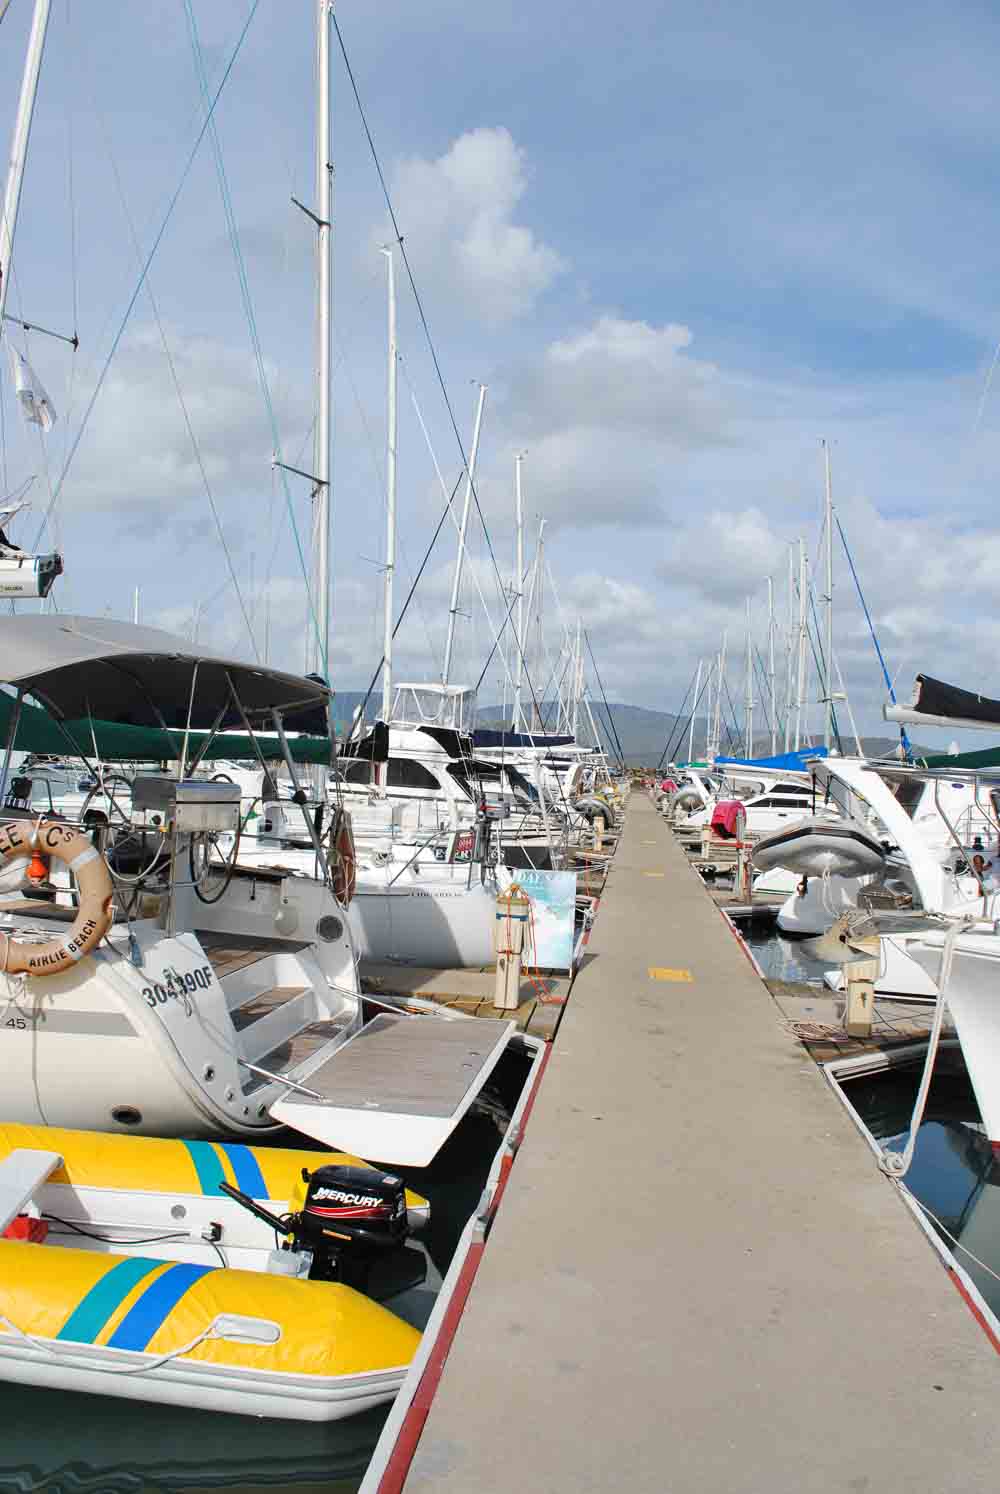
(7, 344, 56, 431)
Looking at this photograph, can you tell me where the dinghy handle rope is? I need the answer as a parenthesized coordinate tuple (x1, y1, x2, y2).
(879, 920, 968, 1178)
(0, 1312, 239, 1375)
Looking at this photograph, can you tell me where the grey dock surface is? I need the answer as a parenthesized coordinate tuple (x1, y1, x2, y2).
(401, 794, 999, 1491)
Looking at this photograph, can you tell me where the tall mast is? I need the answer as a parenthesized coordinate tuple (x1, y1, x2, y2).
(688, 658, 702, 765)
(794, 538, 808, 751)
(822, 438, 834, 752)
(744, 597, 753, 758)
(572, 617, 582, 740)
(783, 544, 795, 752)
(312, 0, 333, 681)
(767, 575, 776, 755)
(442, 382, 486, 687)
(713, 630, 727, 761)
(0, 0, 51, 330)
(534, 519, 546, 730)
(379, 245, 398, 721)
(513, 453, 525, 730)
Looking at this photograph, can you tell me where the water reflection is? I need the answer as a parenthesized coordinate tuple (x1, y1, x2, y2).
(846, 1060, 1000, 1322)
(740, 918, 831, 985)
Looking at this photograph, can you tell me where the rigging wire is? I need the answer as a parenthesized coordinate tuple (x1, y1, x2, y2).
(836, 514, 911, 759)
(656, 664, 698, 773)
(330, 12, 545, 719)
(94, 94, 259, 660)
(185, 0, 321, 668)
(583, 630, 626, 767)
(30, 0, 262, 555)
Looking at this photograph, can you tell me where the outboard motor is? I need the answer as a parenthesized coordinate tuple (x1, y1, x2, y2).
(220, 1163, 425, 1301)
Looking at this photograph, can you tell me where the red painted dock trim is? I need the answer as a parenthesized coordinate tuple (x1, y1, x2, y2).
(376, 1040, 554, 1493)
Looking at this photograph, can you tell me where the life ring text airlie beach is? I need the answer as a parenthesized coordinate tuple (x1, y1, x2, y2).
(0, 820, 114, 977)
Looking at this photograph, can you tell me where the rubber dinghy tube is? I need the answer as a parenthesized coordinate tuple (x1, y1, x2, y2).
(0, 820, 114, 977)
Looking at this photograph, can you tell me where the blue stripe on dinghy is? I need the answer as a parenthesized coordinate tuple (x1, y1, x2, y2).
(181, 1140, 227, 1196)
(56, 1257, 161, 1344)
(219, 1143, 267, 1198)
(106, 1262, 213, 1352)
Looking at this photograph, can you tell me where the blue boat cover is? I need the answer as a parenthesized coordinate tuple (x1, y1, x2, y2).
(715, 747, 828, 771)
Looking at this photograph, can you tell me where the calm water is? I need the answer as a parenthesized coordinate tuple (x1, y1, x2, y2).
(743, 922, 1000, 1330)
(740, 915, 834, 985)
(0, 1048, 532, 1494)
(844, 1056, 1000, 1323)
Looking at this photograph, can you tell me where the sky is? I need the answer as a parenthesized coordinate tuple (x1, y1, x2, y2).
(4, 0, 1000, 750)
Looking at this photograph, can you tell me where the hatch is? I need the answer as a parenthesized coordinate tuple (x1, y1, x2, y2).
(269, 1013, 515, 1166)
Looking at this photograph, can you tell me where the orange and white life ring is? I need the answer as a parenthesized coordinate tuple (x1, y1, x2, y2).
(0, 820, 114, 977)
(330, 808, 356, 905)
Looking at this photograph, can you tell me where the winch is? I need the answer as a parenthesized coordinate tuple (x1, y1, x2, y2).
(220, 1162, 425, 1300)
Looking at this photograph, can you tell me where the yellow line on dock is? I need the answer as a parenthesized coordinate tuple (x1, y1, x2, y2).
(648, 966, 693, 982)
(642, 870, 665, 878)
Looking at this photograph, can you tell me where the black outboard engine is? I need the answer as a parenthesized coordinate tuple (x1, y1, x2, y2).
(294, 1163, 408, 1289)
(220, 1162, 424, 1301)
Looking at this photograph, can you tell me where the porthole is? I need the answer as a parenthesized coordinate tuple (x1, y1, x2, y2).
(316, 914, 344, 943)
(111, 1106, 142, 1127)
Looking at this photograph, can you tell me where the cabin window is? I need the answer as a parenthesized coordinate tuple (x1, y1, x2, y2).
(341, 760, 373, 785)
(386, 758, 441, 791)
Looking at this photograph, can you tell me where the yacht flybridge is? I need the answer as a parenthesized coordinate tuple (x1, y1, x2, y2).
(0, 616, 513, 1165)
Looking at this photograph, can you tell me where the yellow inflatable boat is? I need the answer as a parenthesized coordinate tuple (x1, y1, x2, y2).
(0, 1127, 430, 1420)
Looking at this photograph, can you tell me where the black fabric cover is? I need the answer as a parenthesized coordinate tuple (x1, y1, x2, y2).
(913, 674, 1000, 727)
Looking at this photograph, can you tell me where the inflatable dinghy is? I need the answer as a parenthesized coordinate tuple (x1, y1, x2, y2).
(751, 816, 885, 878)
(0, 1127, 431, 1420)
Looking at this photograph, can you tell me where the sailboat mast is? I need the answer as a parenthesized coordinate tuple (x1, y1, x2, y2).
(767, 576, 776, 754)
(795, 538, 808, 751)
(0, 0, 51, 329)
(688, 658, 702, 764)
(513, 453, 525, 731)
(822, 438, 834, 752)
(380, 245, 398, 722)
(744, 597, 753, 757)
(312, 0, 333, 681)
(442, 382, 486, 687)
(572, 617, 582, 740)
(713, 631, 727, 761)
(783, 544, 794, 753)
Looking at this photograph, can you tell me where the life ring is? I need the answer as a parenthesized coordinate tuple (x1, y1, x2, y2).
(330, 809, 356, 905)
(0, 820, 114, 977)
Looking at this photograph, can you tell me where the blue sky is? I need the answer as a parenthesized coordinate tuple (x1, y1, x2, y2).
(4, 0, 1000, 748)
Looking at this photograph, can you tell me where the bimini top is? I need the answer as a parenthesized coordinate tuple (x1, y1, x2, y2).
(0, 615, 331, 731)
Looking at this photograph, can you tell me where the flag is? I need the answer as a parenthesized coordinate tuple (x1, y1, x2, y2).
(8, 344, 56, 431)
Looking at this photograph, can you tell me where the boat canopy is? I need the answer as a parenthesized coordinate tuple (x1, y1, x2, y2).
(473, 728, 575, 750)
(0, 616, 331, 732)
(391, 682, 476, 732)
(716, 747, 828, 771)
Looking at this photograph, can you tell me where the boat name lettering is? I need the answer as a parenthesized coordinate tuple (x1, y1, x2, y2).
(142, 964, 212, 1010)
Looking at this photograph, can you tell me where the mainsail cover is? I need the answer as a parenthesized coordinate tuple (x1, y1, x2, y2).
(907, 675, 1000, 729)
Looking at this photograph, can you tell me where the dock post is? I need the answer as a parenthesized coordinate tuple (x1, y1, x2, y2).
(593, 816, 604, 852)
(844, 940, 879, 1037)
(494, 884, 529, 1011)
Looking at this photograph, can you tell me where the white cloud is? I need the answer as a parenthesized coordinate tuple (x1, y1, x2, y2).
(388, 128, 565, 325)
(61, 326, 307, 520)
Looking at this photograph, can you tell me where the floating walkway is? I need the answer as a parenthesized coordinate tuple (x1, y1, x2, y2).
(368, 794, 1000, 1492)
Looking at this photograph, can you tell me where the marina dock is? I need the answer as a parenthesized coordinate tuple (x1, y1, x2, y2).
(371, 793, 1000, 1491)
